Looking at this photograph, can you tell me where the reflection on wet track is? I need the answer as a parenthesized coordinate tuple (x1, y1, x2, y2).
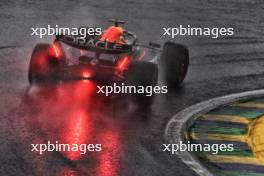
(22, 80, 133, 176)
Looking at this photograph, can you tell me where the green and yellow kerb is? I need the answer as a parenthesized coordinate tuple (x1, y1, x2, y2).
(188, 98, 264, 176)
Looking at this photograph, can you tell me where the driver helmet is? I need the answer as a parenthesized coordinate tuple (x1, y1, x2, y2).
(100, 26, 125, 44)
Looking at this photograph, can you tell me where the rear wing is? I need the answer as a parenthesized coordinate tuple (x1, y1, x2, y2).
(56, 34, 132, 54)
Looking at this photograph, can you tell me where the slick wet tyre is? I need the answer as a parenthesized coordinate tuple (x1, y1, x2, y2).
(160, 41, 189, 88)
(124, 61, 158, 107)
(28, 43, 60, 84)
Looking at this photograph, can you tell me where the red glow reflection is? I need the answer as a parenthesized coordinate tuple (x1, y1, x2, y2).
(96, 129, 120, 176)
(58, 81, 96, 160)
(59, 167, 77, 176)
(60, 109, 90, 160)
(25, 80, 122, 176)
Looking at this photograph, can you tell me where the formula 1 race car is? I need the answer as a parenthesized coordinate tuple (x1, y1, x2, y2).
(28, 20, 189, 105)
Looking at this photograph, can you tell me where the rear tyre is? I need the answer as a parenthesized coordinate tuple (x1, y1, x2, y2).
(160, 41, 189, 88)
(124, 61, 158, 107)
(28, 43, 60, 84)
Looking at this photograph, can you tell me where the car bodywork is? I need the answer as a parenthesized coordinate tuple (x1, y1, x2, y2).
(46, 22, 161, 82)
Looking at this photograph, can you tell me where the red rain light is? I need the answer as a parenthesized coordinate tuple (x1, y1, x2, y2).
(138, 49, 146, 60)
(117, 56, 130, 71)
(49, 43, 61, 58)
(82, 70, 92, 79)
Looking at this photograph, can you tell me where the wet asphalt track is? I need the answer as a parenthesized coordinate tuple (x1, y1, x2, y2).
(1, 0, 264, 176)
